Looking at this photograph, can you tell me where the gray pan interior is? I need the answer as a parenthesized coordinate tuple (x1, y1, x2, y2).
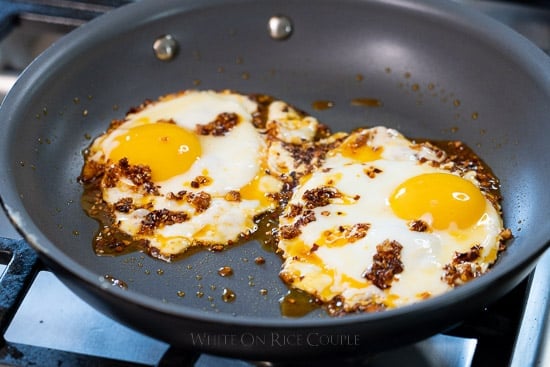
(1, 0, 550, 360)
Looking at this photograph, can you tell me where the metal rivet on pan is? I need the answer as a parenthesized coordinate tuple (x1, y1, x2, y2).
(268, 15, 293, 40)
(153, 34, 178, 61)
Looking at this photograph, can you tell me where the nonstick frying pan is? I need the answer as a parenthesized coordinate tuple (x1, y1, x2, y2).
(1, 0, 550, 361)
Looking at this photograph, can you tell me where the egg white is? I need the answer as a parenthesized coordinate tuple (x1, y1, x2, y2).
(84, 90, 327, 260)
(92, 90, 261, 194)
(278, 126, 505, 312)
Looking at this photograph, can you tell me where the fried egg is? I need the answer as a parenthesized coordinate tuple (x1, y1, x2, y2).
(277, 126, 511, 313)
(80, 90, 326, 260)
(80, 90, 511, 313)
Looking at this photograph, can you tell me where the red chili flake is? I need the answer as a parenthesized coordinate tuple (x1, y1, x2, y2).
(363, 239, 404, 289)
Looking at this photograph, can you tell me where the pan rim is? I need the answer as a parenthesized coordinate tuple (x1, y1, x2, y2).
(3, 212, 545, 329)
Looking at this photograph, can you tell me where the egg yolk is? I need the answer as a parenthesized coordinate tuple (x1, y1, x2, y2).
(339, 138, 382, 162)
(239, 173, 274, 208)
(389, 173, 486, 230)
(110, 122, 201, 182)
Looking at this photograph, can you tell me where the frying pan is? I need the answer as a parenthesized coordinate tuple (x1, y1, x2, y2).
(1, 0, 550, 361)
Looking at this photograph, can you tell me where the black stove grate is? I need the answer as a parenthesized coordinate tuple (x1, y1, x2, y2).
(0, 0, 133, 40)
(0, 238, 38, 337)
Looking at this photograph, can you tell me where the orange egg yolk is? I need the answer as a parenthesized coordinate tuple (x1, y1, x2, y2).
(109, 122, 201, 182)
(239, 173, 274, 208)
(389, 173, 486, 230)
(339, 138, 382, 162)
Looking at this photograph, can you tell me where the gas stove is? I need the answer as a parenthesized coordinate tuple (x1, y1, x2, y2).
(0, 1, 549, 366)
